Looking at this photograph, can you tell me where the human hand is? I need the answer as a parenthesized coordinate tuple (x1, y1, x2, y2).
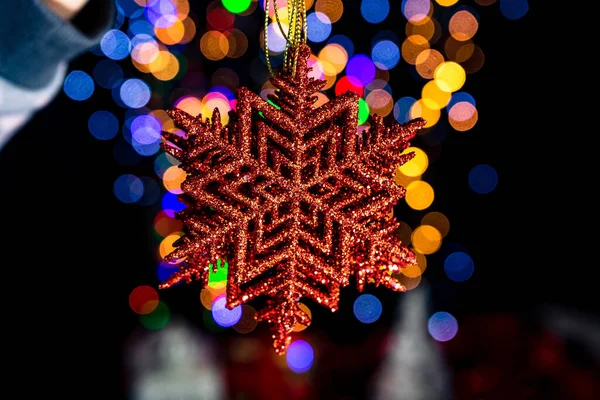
(42, 0, 89, 20)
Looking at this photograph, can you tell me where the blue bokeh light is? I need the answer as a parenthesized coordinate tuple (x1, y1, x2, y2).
(353, 294, 382, 324)
(63, 71, 94, 101)
(131, 114, 162, 145)
(361, 0, 390, 24)
(120, 79, 151, 109)
(428, 312, 458, 342)
(113, 174, 144, 204)
(286, 340, 314, 373)
(162, 192, 186, 218)
(132, 140, 161, 156)
(88, 111, 119, 141)
(100, 29, 131, 60)
(371, 40, 400, 70)
(444, 252, 475, 282)
(346, 54, 376, 86)
(468, 164, 498, 194)
(146, 0, 178, 29)
(157, 261, 180, 285)
(211, 295, 242, 327)
(116, 0, 142, 17)
(128, 19, 155, 37)
(500, 0, 529, 20)
(393, 96, 417, 123)
(93, 60, 123, 89)
(307, 12, 332, 43)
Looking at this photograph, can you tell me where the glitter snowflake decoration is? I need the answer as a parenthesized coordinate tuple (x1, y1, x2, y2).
(160, 45, 425, 353)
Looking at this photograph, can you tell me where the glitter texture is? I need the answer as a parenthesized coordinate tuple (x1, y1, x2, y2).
(159, 45, 425, 353)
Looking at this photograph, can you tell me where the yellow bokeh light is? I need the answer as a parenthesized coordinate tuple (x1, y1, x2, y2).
(410, 99, 441, 128)
(152, 52, 179, 81)
(315, 0, 344, 23)
(292, 303, 312, 332)
(406, 17, 436, 42)
(155, 19, 185, 45)
(416, 49, 445, 80)
(402, 35, 430, 65)
(436, 0, 459, 5)
(406, 180, 434, 210)
(422, 80, 452, 110)
(421, 211, 450, 238)
(449, 10, 479, 41)
(434, 61, 466, 92)
(394, 169, 421, 188)
(411, 225, 442, 255)
(402, 263, 422, 278)
(200, 30, 229, 61)
(318, 43, 348, 75)
(399, 147, 429, 177)
(159, 232, 184, 260)
(175, 96, 202, 117)
(163, 165, 187, 194)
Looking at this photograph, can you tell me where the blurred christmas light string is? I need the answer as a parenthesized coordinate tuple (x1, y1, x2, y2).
(263, 0, 308, 76)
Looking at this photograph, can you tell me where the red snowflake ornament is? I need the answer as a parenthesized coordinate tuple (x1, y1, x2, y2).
(160, 45, 425, 353)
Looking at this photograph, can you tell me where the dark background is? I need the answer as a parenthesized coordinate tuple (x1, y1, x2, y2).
(2, 2, 591, 399)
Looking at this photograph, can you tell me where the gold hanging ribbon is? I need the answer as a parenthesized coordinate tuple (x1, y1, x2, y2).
(263, 0, 307, 77)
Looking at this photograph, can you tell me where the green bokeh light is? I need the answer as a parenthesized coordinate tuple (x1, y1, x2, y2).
(139, 301, 170, 330)
(208, 259, 228, 288)
(358, 98, 370, 125)
(222, 0, 251, 14)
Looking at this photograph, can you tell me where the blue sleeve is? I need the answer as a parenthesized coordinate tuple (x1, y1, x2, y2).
(0, 0, 115, 89)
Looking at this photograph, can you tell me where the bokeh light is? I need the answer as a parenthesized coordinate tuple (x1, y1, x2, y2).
(421, 211, 450, 237)
(353, 294, 382, 324)
(233, 305, 259, 334)
(371, 40, 400, 70)
(129, 285, 159, 314)
(162, 165, 186, 194)
(100, 29, 131, 61)
(212, 295, 243, 327)
(93, 60, 123, 89)
(428, 311, 458, 342)
(307, 12, 332, 43)
(468, 164, 498, 194)
(402, 0, 431, 24)
(399, 147, 428, 177)
(500, 0, 529, 20)
(411, 224, 442, 254)
(361, 0, 390, 24)
(222, 0, 252, 14)
(88, 111, 119, 140)
(393, 97, 417, 123)
(63, 71, 94, 101)
(114, 174, 144, 203)
(448, 101, 478, 131)
(139, 301, 170, 330)
(449, 10, 479, 41)
(120, 79, 151, 108)
(444, 251, 474, 282)
(346, 54, 376, 86)
(406, 180, 434, 210)
(434, 61, 466, 92)
(286, 340, 314, 373)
